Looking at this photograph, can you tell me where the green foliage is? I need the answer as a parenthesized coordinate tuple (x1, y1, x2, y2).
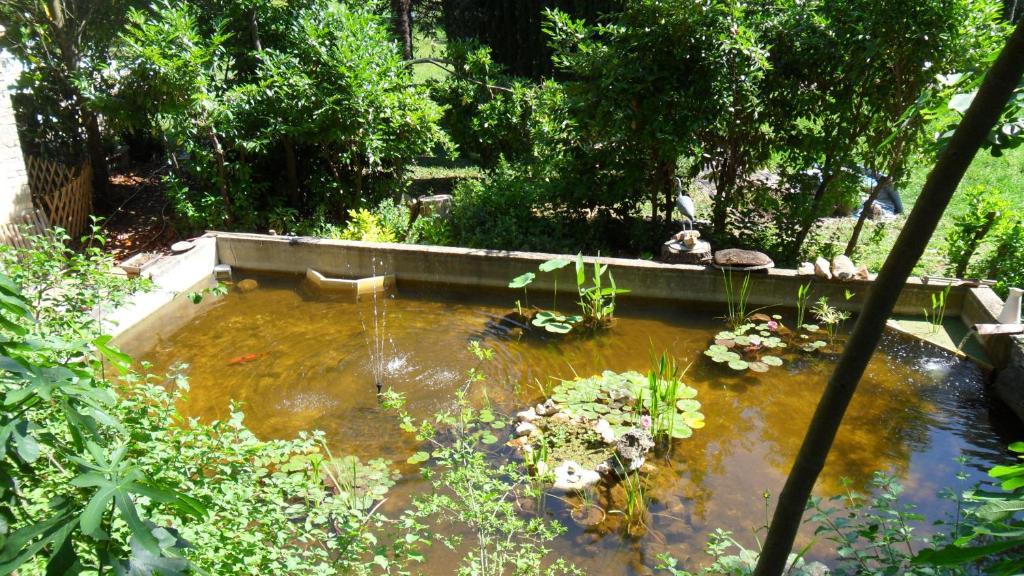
(429, 41, 538, 167)
(984, 220, 1024, 298)
(341, 210, 400, 243)
(812, 296, 851, 348)
(0, 235, 415, 574)
(917, 442, 1024, 575)
(549, 367, 704, 441)
(923, 285, 952, 331)
(945, 185, 1011, 278)
(445, 164, 568, 252)
(543, 0, 748, 217)
(0, 272, 202, 573)
(574, 254, 628, 330)
(388, 343, 578, 576)
(795, 282, 812, 330)
(0, 0, 134, 162)
(722, 271, 752, 329)
(0, 223, 147, 336)
(111, 0, 447, 231)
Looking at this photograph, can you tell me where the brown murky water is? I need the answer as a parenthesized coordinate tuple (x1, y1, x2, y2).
(140, 273, 1021, 574)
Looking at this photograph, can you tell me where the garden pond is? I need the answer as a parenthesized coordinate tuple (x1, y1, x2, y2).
(136, 272, 1022, 574)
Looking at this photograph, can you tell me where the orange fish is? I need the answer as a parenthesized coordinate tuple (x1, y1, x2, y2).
(227, 352, 266, 365)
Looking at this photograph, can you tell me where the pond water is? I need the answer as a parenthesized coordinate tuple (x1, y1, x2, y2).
(139, 272, 1021, 574)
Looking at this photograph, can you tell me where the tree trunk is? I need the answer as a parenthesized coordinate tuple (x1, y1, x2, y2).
(789, 171, 834, 260)
(752, 19, 1024, 576)
(657, 161, 676, 226)
(954, 211, 998, 278)
(83, 111, 109, 197)
(391, 0, 413, 59)
(283, 136, 300, 207)
(250, 9, 263, 51)
(843, 177, 887, 257)
(206, 124, 232, 224)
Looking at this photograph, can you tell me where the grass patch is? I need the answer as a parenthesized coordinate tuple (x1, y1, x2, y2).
(820, 145, 1024, 278)
(411, 32, 449, 84)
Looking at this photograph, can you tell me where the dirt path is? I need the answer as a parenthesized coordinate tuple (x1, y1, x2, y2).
(97, 161, 179, 262)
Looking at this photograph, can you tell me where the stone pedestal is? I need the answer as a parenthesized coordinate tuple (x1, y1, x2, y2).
(662, 239, 711, 264)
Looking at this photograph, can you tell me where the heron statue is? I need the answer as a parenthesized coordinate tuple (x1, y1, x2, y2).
(674, 177, 696, 229)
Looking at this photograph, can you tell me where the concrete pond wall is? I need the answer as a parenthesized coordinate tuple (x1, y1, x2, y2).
(107, 231, 1022, 421)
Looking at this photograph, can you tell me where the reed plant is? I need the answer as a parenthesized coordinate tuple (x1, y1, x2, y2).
(723, 271, 752, 328)
(795, 282, 812, 328)
(923, 285, 952, 332)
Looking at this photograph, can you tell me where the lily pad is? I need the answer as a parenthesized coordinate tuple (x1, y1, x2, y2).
(728, 359, 749, 371)
(748, 361, 769, 373)
(676, 399, 701, 412)
(683, 413, 706, 429)
(676, 386, 698, 399)
(539, 258, 572, 272)
(544, 322, 573, 334)
(509, 272, 535, 289)
(715, 338, 737, 348)
(407, 451, 430, 464)
(761, 355, 783, 367)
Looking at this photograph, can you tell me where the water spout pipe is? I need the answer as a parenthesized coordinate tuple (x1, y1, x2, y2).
(998, 287, 1023, 324)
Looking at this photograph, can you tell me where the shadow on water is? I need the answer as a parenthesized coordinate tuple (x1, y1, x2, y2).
(139, 273, 1022, 575)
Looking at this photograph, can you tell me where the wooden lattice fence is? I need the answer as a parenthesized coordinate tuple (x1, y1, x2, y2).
(0, 209, 52, 249)
(24, 155, 92, 239)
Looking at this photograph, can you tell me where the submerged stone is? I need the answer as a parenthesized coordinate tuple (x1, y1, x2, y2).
(515, 421, 538, 437)
(535, 398, 559, 416)
(516, 407, 539, 423)
(237, 278, 259, 292)
(552, 460, 601, 492)
(614, 429, 655, 473)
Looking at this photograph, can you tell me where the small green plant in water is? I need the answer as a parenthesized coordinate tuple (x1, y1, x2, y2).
(923, 284, 952, 333)
(795, 281, 812, 329)
(705, 318, 789, 373)
(722, 271, 753, 328)
(575, 253, 629, 330)
(508, 271, 535, 316)
(539, 257, 572, 310)
(550, 369, 703, 440)
(812, 296, 851, 348)
(616, 466, 650, 536)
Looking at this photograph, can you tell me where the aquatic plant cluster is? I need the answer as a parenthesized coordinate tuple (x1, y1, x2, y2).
(703, 276, 856, 373)
(508, 254, 629, 334)
(550, 370, 705, 440)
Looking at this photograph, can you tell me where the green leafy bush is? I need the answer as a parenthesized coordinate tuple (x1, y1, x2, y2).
(0, 222, 147, 335)
(112, 0, 447, 231)
(429, 41, 538, 167)
(983, 219, 1024, 298)
(0, 230, 421, 573)
(945, 186, 1010, 278)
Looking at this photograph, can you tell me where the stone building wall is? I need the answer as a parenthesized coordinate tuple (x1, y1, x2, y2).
(0, 53, 33, 225)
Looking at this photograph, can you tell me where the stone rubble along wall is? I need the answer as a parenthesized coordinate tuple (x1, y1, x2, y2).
(0, 53, 32, 225)
(993, 335, 1024, 424)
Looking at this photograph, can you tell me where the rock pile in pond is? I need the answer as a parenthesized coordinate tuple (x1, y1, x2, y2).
(508, 370, 706, 493)
(510, 397, 655, 492)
